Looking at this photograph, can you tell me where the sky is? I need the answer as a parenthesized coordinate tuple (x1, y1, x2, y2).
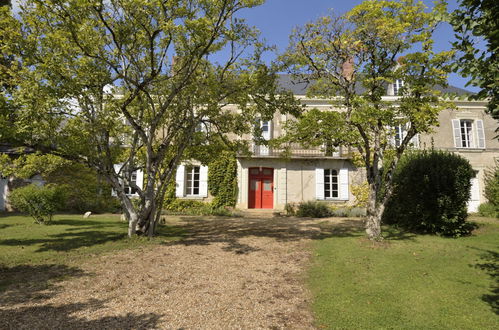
(235, 0, 476, 92)
(10, 0, 477, 92)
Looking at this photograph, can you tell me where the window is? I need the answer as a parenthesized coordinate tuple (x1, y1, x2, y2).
(393, 79, 404, 96)
(460, 120, 473, 148)
(316, 167, 349, 200)
(123, 171, 138, 195)
(452, 119, 486, 149)
(112, 164, 143, 197)
(394, 125, 404, 147)
(185, 166, 200, 196)
(391, 124, 419, 148)
(324, 169, 339, 199)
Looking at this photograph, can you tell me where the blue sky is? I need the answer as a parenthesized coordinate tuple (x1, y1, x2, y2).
(11, 0, 476, 92)
(236, 0, 477, 92)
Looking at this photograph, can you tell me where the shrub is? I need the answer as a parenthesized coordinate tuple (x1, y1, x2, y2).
(9, 184, 65, 224)
(284, 203, 297, 216)
(330, 206, 366, 217)
(478, 202, 498, 218)
(384, 150, 476, 237)
(483, 162, 499, 208)
(163, 198, 235, 216)
(296, 201, 332, 218)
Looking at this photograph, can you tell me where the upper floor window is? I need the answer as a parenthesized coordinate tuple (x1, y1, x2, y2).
(460, 120, 473, 148)
(393, 79, 404, 96)
(123, 171, 138, 196)
(390, 124, 419, 148)
(452, 119, 486, 149)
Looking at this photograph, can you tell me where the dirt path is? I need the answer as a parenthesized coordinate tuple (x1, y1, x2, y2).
(0, 216, 362, 329)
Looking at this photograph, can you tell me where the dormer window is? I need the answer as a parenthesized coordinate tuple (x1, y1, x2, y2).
(393, 79, 404, 96)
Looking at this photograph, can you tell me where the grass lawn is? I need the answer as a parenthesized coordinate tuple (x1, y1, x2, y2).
(0, 213, 184, 290)
(309, 216, 499, 329)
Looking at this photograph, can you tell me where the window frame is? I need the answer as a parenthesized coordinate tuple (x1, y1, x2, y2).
(460, 119, 473, 148)
(185, 165, 201, 196)
(324, 169, 339, 199)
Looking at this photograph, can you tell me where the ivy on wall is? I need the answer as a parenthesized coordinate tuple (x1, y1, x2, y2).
(208, 151, 238, 208)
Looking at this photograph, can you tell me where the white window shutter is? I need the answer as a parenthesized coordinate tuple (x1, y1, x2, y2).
(136, 169, 144, 190)
(476, 120, 486, 149)
(262, 120, 271, 140)
(113, 163, 123, 175)
(199, 165, 208, 197)
(410, 133, 420, 148)
(315, 168, 324, 200)
(175, 165, 185, 197)
(339, 168, 349, 200)
(452, 119, 462, 148)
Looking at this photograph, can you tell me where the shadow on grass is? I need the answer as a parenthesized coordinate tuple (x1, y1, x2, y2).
(0, 231, 127, 252)
(473, 248, 499, 315)
(382, 225, 417, 241)
(0, 298, 162, 329)
(0, 263, 88, 305)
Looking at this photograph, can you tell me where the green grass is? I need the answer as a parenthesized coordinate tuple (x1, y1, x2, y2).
(0, 213, 184, 290)
(309, 217, 499, 329)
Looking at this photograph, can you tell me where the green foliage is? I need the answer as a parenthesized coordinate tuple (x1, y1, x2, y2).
(2, 0, 293, 236)
(452, 0, 499, 118)
(483, 162, 499, 206)
(208, 152, 238, 208)
(384, 150, 476, 236)
(478, 202, 498, 218)
(296, 201, 332, 218)
(163, 199, 233, 216)
(281, 0, 454, 240)
(330, 206, 366, 218)
(9, 184, 64, 224)
(351, 182, 369, 208)
(0, 153, 120, 213)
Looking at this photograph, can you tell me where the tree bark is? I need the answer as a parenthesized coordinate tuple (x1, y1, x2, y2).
(365, 183, 383, 241)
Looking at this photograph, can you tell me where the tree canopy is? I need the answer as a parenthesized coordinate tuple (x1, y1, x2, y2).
(1, 0, 296, 236)
(281, 0, 453, 240)
(452, 0, 499, 119)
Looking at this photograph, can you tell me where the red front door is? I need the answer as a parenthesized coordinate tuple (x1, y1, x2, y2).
(248, 167, 274, 209)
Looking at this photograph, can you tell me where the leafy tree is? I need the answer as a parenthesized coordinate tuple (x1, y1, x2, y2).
(281, 0, 453, 240)
(2, 0, 296, 237)
(0, 152, 119, 213)
(451, 0, 499, 119)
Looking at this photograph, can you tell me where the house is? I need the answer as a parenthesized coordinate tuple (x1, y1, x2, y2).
(172, 75, 498, 213)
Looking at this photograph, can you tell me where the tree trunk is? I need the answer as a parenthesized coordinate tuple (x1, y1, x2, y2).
(365, 184, 383, 241)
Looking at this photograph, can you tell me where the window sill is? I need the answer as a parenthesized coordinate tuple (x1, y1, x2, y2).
(180, 195, 205, 200)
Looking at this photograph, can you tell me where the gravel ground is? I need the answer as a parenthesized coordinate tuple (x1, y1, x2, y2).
(0, 215, 362, 329)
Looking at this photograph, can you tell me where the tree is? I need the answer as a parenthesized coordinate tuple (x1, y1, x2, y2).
(451, 0, 499, 119)
(281, 0, 453, 240)
(2, 0, 295, 237)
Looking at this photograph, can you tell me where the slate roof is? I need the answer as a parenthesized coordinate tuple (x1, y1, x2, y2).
(276, 74, 472, 96)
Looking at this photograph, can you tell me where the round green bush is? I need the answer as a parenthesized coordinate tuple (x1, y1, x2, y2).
(9, 184, 65, 224)
(383, 150, 476, 237)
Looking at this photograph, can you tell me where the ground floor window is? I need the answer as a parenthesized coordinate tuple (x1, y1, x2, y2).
(185, 165, 200, 196)
(324, 169, 339, 198)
